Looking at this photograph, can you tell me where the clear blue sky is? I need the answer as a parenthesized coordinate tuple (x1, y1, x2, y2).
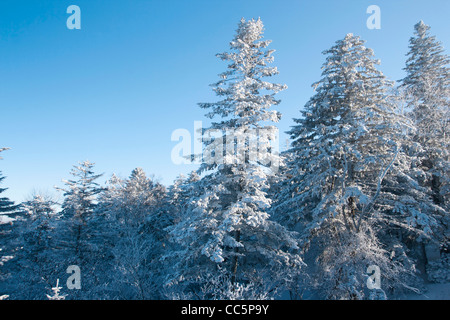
(0, 0, 449, 203)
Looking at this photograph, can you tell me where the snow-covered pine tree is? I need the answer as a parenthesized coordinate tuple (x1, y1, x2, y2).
(166, 18, 303, 299)
(0, 148, 22, 298)
(57, 160, 104, 256)
(401, 21, 449, 154)
(55, 160, 104, 299)
(11, 194, 60, 299)
(281, 34, 432, 299)
(400, 20, 449, 222)
(400, 20, 450, 283)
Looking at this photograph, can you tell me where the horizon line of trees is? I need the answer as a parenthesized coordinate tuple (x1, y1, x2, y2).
(0, 18, 449, 300)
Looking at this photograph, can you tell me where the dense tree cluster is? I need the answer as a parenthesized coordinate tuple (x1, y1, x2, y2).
(0, 19, 448, 300)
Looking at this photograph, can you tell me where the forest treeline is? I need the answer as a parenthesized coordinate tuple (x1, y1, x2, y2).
(0, 18, 448, 300)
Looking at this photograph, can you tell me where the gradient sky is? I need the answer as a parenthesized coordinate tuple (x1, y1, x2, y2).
(0, 0, 449, 203)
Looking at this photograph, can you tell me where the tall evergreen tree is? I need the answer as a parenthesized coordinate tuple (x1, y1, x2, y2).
(401, 21, 449, 152)
(400, 20, 450, 283)
(54, 160, 104, 299)
(57, 161, 104, 257)
(400, 20, 449, 223)
(166, 18, 303, 299)
(279, 34, 434, 299)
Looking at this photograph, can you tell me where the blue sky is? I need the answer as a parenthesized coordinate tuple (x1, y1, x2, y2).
(0, 0, 449, 203)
